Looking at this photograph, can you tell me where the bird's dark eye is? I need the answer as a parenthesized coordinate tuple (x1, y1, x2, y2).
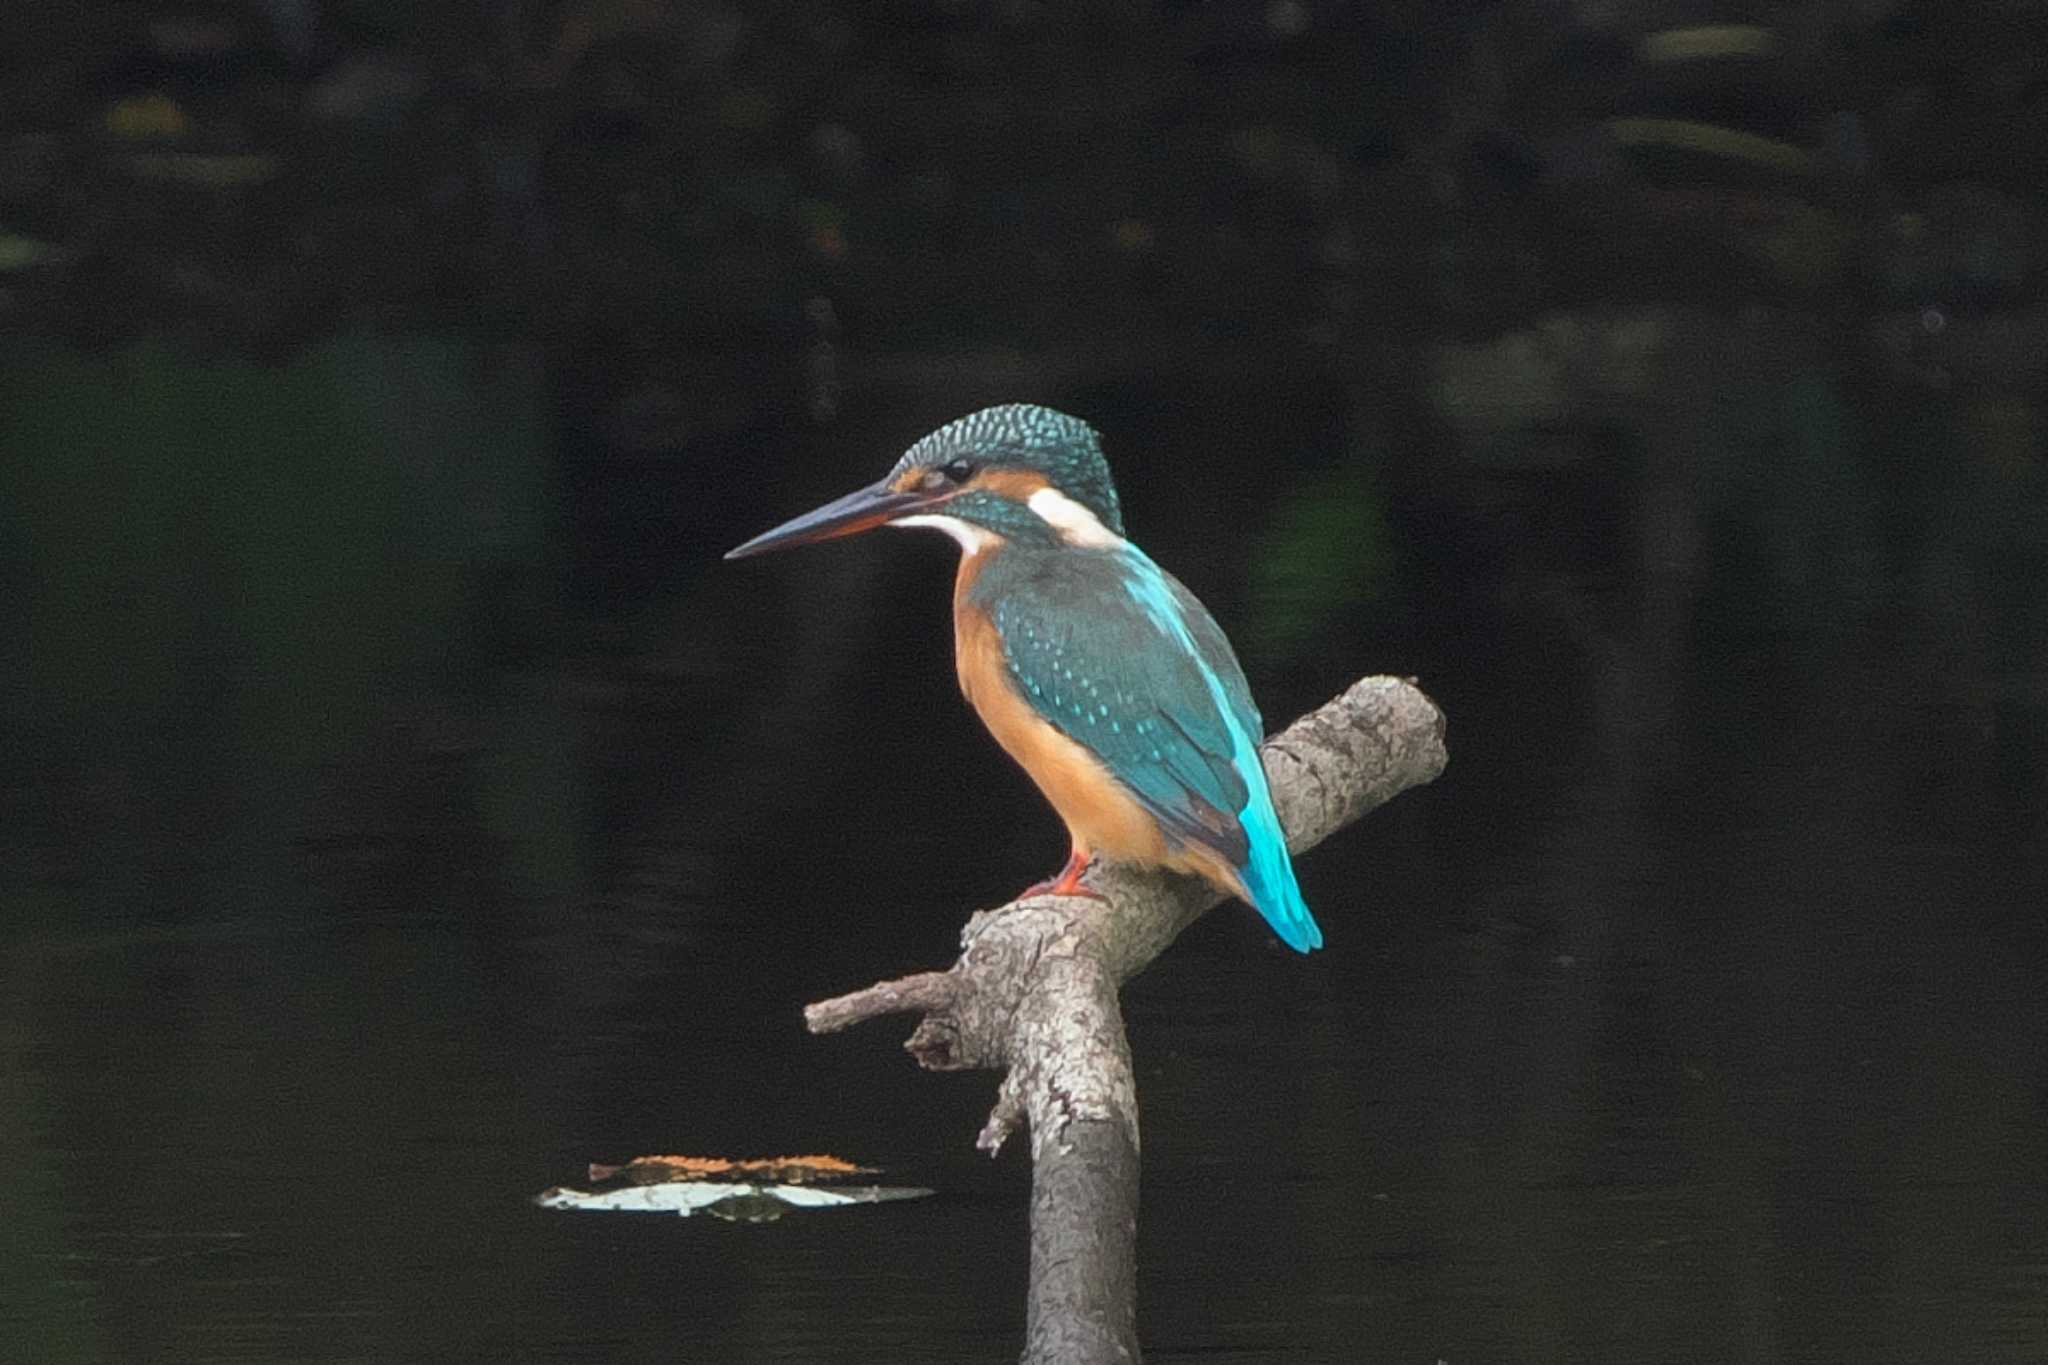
(922, 459, 975, 491)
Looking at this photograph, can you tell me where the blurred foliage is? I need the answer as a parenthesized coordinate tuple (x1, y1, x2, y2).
(3, 333, 543, 746)
(0, 1, 2031, 362)
(1246, 459, 1398, 670)
(1, 0, 2039, 579)
(0, 332, 548, 906)
(2, 0, 2043, 797)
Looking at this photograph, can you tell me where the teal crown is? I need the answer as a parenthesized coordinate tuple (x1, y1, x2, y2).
(893, 404, 1125, 537)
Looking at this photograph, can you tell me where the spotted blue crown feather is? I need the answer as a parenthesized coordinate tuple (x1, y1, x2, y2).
(893, 404, 1125, 537)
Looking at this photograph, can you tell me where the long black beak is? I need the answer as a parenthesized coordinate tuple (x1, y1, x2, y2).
(725, 476, 939, 560)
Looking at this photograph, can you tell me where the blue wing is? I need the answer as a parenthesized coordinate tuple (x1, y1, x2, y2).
(978, 547, 1323, 952)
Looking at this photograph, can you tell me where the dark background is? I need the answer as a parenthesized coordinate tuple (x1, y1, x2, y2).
(4, 3, 2046, 1362)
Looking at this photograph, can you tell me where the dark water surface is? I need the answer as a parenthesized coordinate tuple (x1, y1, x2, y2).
(7, 392, 2048, 1363)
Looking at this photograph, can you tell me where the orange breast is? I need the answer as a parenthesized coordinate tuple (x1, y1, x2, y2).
(952, 560, 1168, 868)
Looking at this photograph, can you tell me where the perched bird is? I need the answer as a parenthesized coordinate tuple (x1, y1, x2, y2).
(727, 405, 1322, 952)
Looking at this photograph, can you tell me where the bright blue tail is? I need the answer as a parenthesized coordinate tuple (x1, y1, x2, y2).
(1227, 696, 1321, 952)
(1110, 546, 1324, 953)
(1239, 812, 1323, 952)
(1217, 685, 1321, 952)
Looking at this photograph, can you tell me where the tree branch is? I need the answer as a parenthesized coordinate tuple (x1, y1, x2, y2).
(805, 674, 1447, 1364)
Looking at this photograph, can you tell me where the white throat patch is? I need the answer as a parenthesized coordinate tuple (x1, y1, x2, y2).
(1025, 487, 1125, 550)
(891, 512, 998, 555)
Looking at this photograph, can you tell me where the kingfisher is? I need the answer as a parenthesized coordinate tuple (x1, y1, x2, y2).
(726, 404, 1322, 953)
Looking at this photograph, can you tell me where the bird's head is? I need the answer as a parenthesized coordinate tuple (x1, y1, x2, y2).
(725, 404, 1125, 560)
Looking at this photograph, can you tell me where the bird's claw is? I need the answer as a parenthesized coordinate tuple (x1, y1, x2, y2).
(1021, 853, 1105, 901)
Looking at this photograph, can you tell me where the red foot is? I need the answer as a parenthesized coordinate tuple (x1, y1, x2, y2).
(1021, 848, 1106, 901)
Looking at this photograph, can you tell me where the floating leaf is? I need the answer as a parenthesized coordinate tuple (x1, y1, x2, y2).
(536, 1181, 933, 1219)
(537, 1152, 929, 1219)
(586, 1153, 882, 1185)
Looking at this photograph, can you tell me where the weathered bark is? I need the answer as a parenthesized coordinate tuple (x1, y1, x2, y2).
(806, 674, 1448, 1364)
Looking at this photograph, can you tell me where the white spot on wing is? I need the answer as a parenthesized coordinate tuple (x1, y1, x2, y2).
(891, 512, 998, 555)
(1025, 487, 1125, 550)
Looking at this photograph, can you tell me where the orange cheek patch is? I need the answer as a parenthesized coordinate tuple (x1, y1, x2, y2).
(969, 468, 1052, 500)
